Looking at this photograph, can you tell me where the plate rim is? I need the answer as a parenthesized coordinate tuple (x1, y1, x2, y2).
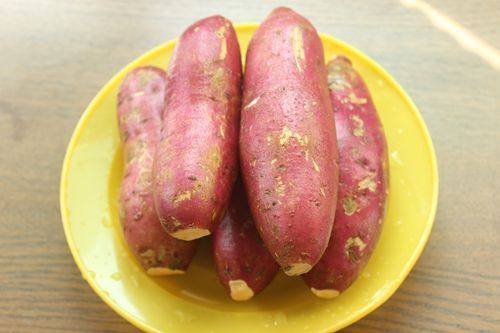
(60, 22, 439, 333)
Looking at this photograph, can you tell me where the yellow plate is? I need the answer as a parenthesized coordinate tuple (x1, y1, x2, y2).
(60, 23, 438, 332)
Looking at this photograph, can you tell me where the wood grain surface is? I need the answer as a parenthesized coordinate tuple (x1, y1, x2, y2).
(0, 0, 499, 332)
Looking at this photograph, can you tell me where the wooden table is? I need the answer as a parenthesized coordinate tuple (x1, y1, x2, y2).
(1, 0, 499, 331)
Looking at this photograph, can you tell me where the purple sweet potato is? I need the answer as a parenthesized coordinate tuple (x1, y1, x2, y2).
(212, 179, 279, 301)
(240, 7, 339, 276)
(118, 66, 197, 275)
(153, 16, 242, 241)
(303, 56, 389, 298)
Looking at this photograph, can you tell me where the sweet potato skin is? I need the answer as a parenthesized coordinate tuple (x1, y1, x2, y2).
(153, 16, 242, 240)
(212, 180, 279, 301)
(303, 56, 389, 296)
(240, 7, 339, 275)
(118, 67, 197, 275)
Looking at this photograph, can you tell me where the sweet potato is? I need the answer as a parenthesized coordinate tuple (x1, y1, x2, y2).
(303, 56, 389, 298)
(240, 7, 339, 276)
(212, 179, 279, 301)
(153, 16, 242, 241)
(118, 66, 197, 275)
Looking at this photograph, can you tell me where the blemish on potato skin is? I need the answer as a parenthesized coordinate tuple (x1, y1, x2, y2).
(351, 115, 365, 137)
(244, 96, 260, 110)
(219, 38, 227, 60)
(298, 252, 310, 260)
(312, 159, 320, 172)
(210, 67, 227, 99)
(140, 249, 157, 266)
(169, 216, 182, 227)
(355, 156, 371, 170)
(310, 198, 320, 207)
(279, 127, 292, 145)
(279, 126, 307, 146)
(291, 26, 305, 72)
(122, 106, 142, 124)
(351, 236, 366, 251)
(158, 215, 168, 225)
(136, 170, 152, 190)
(202, 146, 222, 174)
(275, 177, 285, 196)
(173, 190, 192, 204)
(219, 124, 225, 138)
(327, 74, 351, 90)
(129, 139, 147, 159)
(339, 97, 350, 104)
(215, 25, 226, 38)
(303, 149, 310, 161)
(358, 175, 377, 192)
(271, 224, 280, 239)
(133, 211, 143, 221)
(277, 164, 286, 172)
(343, 196, 358, 216)
(344, 236, 367, 262)
(348, 92, 367, 105)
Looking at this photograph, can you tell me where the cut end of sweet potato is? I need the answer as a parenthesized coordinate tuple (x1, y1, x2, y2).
(229, 279, 255, 301)
(284, 263, 312, 276)
(146, 267, 185, 276)
(310, 287, 340, 299)
(171, 228, 211, 241)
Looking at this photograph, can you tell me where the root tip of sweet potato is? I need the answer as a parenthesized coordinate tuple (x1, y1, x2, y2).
(146, 267, 185, 276)
(171, 228, 211, 241)
(310, 288, 340, 299)
(229, 279, 255, 301)
(284, 263, 312, 276)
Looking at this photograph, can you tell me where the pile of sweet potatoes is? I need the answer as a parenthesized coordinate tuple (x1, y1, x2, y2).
(117, 7, 388, 301)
